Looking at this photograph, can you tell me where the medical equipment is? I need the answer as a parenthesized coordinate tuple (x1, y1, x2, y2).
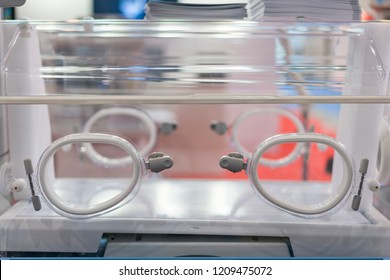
(213, 107, 305, 167)
(82, 107, 158, 167)
(220, 133, 355, 217)
(1, 18, 390, 258)
(37, 133, 172, 219)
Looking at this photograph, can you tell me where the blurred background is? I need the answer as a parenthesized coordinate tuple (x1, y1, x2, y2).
(5, 0, 148, 20)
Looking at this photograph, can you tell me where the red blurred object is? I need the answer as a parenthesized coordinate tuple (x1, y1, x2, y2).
(362, 11, 375, 20)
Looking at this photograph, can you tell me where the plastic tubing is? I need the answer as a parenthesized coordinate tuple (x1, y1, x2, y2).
(4, 95, 390, 105)
(249, 133, 354, 216)
(377, 118, 390, 184)
(37, 133, 142, 218)
(231, 107, 305, 167)
(82, 107, 157, 168)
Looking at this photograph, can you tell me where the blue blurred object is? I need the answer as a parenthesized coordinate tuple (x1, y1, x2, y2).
(94, 0, 147, 19)
(119, 0, 147, 19)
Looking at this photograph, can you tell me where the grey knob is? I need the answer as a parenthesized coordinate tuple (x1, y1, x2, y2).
(219, 153, 247, 173)
(146, 152, 173, 173)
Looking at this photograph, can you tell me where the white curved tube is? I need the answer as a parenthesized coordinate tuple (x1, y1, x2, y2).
(249, 133, 354, 216)
(82, 107, 157, 167)
(3, 94, 390, 105)
(37, 133, 142, 217)
(232, 107, 305, 167)
(377, 118, 390, 184)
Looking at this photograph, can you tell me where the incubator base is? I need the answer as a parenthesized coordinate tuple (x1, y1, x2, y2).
(1, 179, 390, 257)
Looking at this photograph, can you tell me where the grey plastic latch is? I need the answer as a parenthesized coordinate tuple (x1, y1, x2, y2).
(210, 121, 228, 135)
(219, 153, 247, 173)
(23, 159, 41, 211)
(31, 195, 42, 211)
(24, 159, 34, 175)
(359, 158, 369, 174)
(145, 152, 173, 173)
(160, 123, 177, 135)
(351, 195, 361, 211)
(352, 158, 369, 211)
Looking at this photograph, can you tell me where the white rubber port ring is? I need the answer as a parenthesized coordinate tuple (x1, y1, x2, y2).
(82, 107, 157, 167)
(232, 107, 305, 167)
(377, 118, 390, 184)
(249, 133, 354, 215)
(37, 133, 142, 216)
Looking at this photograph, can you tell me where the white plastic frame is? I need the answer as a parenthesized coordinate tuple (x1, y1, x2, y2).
(232, 107, 305, 167)
(249, 133, 355, 216)
(37, 133, 142, 218)
(82, 107, 158, 168)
